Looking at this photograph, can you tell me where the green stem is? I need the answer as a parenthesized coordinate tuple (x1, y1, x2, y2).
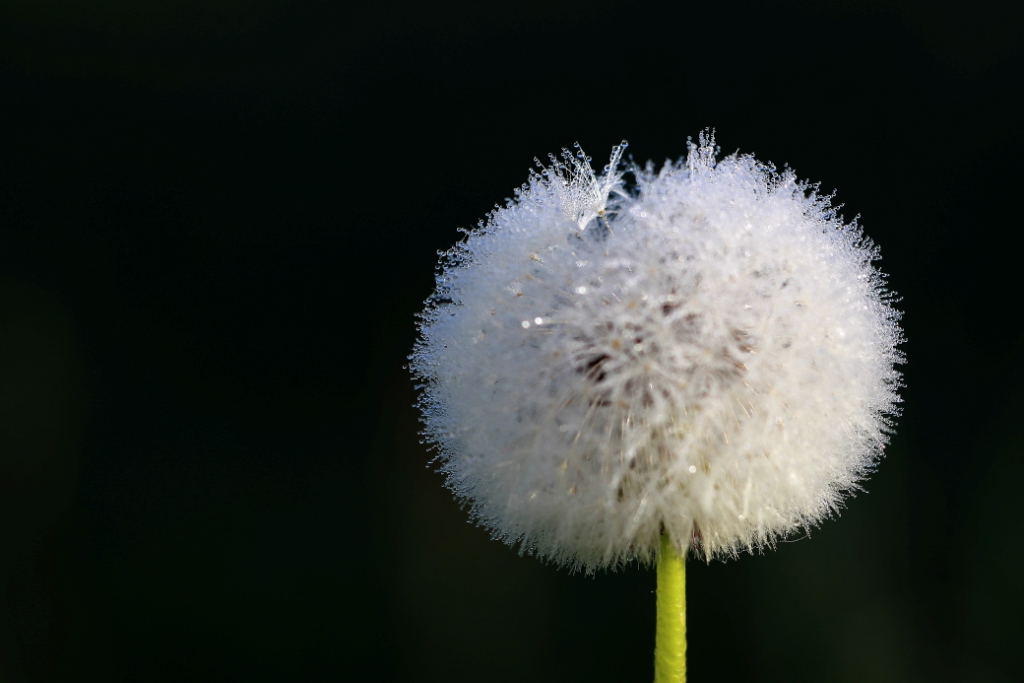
(654, 533, 687, 683)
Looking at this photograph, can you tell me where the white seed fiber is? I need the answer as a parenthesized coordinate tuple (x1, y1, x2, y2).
(411, 132, 904, 571)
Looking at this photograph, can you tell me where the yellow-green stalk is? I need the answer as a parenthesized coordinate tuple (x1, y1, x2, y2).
(655, 533, 686, 683)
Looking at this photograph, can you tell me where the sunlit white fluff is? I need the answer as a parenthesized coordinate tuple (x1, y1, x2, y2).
(411, 132, 903, 570)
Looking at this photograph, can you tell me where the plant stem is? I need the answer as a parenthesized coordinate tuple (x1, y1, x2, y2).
(654, 532, 686, 683)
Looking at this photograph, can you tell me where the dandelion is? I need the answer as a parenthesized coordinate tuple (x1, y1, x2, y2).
(410, 131, 903, 681)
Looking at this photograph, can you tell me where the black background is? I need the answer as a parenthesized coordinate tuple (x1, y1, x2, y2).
(1, 1, 1022, 681)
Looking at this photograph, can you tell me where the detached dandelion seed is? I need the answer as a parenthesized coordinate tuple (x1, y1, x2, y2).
(410, 131, 904, 681)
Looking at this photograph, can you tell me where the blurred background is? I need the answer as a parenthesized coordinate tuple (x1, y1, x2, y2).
(1, 1, 1022, 681)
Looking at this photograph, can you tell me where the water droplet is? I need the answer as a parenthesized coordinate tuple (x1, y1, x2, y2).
(521, 320, 530, 328)
(534, 317, 543, 325)
(688, 465, 697, 473)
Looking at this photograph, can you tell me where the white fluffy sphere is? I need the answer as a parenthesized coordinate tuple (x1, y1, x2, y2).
(411, 132, 903, 570)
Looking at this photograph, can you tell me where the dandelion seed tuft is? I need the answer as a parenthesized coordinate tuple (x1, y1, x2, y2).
(410, 131, 904, 571)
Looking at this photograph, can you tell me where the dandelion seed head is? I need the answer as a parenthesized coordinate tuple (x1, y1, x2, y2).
(410, 131, 904, 571)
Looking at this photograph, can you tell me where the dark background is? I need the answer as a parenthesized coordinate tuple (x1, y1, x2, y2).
(1, 1, 1022, 681)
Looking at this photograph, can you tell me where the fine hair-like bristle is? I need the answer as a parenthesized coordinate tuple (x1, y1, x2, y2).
(410, 131, 904, 571)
